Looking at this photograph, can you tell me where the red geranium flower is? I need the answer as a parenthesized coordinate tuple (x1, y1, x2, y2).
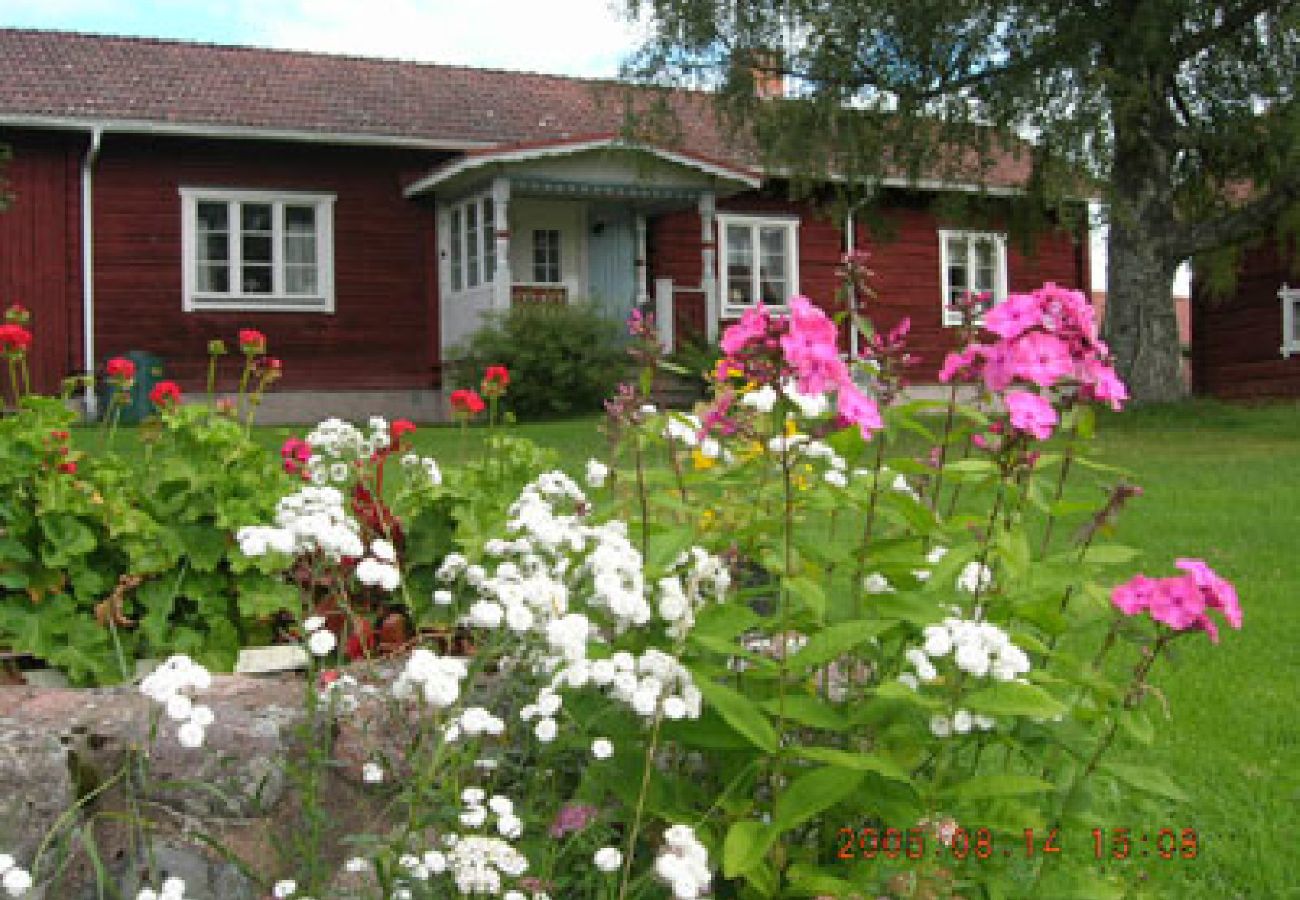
(481, 364, 510, 399)
(450, 388, 485, 417)
(149, 380, 183, 408)
(238, 329, 267, 355)
(105, 356, 136, 381)
(391, 418, 417, 441)
(0, 323, 33, 352)
(58, 461, 77, 475)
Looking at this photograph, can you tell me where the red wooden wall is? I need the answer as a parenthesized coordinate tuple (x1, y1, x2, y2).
(0, 129, 83, 394)
(649, 188, 1089, 380)
(1192, 240, 1300, 398)
(91, 136, 447, 391)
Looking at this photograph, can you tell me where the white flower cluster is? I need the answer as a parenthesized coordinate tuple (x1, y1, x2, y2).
(399, 451, 444, 486)
(302, 615, 337, 657)
(0, 854, 32, 897)
(657, 547, 731, 640)
(135, 877, 191, 900)
(554, 648, 702, 721)
(459, 788, 524, 839)
(662, 412, 702, 447)
(584, 458, 609, 488)
(139, 655, 214, 749)
(355, 537, 401, 592)
(956, 560, 993, 594)
(301, 416, 407, 486)
(418, 792, 531, 896)
(392, 647, 468, 709)
(898, 617, 1033, 738)
(653, 824, 713, 900)
(445, 706, 507, 743)
(237, 486, 363, 562)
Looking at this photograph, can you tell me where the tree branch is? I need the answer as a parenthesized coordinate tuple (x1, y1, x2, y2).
(1167, 177, 1300, 259)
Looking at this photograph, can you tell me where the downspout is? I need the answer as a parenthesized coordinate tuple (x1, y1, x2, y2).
(81, 125, 103, 418)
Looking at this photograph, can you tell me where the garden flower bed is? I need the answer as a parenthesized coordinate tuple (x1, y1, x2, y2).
(0, 283, 1252, 899)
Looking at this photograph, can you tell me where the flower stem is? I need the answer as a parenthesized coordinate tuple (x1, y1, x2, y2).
(617, 710, 664, 900)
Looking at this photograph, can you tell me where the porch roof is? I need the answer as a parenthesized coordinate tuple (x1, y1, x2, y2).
(402, 133, 762, 198)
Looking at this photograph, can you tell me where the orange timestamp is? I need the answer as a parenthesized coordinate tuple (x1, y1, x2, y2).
(836, 826, 1200, 862)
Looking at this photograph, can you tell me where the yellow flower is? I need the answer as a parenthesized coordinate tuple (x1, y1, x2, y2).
(698, 508, 718, 530)
(691, 449, 717, 470)
(784, 416, 801, 438)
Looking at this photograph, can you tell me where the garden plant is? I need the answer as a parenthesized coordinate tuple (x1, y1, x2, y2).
(0, 273, 1244, 899)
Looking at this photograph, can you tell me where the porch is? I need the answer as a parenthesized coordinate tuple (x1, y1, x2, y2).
(403, 136, 761, 357)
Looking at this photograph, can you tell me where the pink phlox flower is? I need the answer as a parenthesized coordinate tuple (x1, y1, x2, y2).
(1175, 558, 1242, 629)
(549, 803, 599, 838)
(1111, 574, 1158, 616)
(721, 303, 772, 355)
(1080, 359, 1129, 411)
(939, 347, 980, 384)
(983, 292, 1043, 340)
(836, 381, 883, 440)
(1037, 283, 1099, 343)
(1147, 577, 1207, 631)
(781, 297, 849, 394)
(1004, 390, 1059, 441)
(1008, 331, 1074, 389)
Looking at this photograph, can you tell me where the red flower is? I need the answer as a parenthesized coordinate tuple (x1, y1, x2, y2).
(391, 418, 417, 441)
(58, 461, 77, 475)
(481, 365, 510, 399)
(105, 356, 136, 381)
(450, 388, 485, 416)
(238, 329, 267, 355)
(0, 323, 33, 352)
(149, 380, 183, 408)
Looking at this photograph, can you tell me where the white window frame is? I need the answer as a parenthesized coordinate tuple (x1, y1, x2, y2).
(447, 194, 496, 292)
(717, 213, 800, 316)
(1280, 285, 1300, 357)
(180, 188, 336, 313)
(939, 229, 1008, 326)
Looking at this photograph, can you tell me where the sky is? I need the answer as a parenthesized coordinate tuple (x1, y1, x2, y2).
(0, 0, 648, 77)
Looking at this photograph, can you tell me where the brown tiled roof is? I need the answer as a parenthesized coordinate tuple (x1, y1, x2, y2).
(0, 27, 1035, 190)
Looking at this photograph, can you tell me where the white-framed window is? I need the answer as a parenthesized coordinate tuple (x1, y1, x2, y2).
(717, 214, 799, 315)
(532, 229, 562, 283)
(939, 229, 1008, 326)
(448, 195, 496, 292)
(1280, 285, 1300, 357)
(180, 188, 335, 312)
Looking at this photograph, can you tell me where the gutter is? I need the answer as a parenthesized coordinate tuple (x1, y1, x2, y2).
(81, 125, 102, 418)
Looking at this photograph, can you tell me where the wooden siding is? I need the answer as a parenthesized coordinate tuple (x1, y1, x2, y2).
(1192, 240, 1300, 399)
(650, 189, 1089, 379)
(92, 136, 448, 392)
(0, 129, 82, 393)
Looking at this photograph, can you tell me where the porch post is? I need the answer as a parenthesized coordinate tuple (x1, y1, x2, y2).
(492, 177, 512, 311)
(634, 213, 649, 308)
(699, 191, 718, 343)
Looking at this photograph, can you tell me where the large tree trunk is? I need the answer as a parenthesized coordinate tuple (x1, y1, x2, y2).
(1101, 84, 1187, 405)
(1103, 217, 1184, 403)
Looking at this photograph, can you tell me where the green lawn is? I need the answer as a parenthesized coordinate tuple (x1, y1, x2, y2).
(74, 400, 1298, 897)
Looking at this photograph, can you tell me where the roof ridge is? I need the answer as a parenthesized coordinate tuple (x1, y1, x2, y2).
(0, 25, 667, 90)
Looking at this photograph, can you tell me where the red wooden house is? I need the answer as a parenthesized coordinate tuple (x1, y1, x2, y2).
(0, 28, 1091, 420)
(1192, 237, 1300, 398)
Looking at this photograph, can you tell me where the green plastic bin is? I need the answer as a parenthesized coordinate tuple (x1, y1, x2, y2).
(99, 350, 165, 424)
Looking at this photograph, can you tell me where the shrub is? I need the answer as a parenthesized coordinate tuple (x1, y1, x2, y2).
(451, 303, 627, 418)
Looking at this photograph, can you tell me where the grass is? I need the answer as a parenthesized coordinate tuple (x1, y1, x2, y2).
(73, 399, 1298, 897)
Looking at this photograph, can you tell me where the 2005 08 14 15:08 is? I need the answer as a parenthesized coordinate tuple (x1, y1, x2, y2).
(836, 827, 1199, 861)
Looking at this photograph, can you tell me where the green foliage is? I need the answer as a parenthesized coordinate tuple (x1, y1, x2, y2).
(452, 303, 628, 418)
(0, 398, 292, 683)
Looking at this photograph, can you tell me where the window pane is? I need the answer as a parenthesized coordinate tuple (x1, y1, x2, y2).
(285, 205, 315, 233)
(483, 198, 496, 283)
(285, 234, 315, 265)
(946, 237, 968, 265)
(243, 234, 273, 264)
(726, 224, 754, 306)
(199, 233, 228, 263)
(466, 204, 480, 288)
(759, 226, 788, 305)
(197, 264, 229, 293)
(533, 229, 561, 283)
(196, 202, 228, 231)
(450, 208, 463, 292)
(285, 265, 318, 295)
(241, 203, 272, 232)
(242, 265, 273, 294)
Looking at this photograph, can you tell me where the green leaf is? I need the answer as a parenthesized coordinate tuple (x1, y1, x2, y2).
(785, 864, 860, 898)
(692, 603, 761, 640)
(773, 766, 865, 831)
(964, 681, 1067, 719)
(1100, 762, 1189, 802)
(783, 575, 826, 622)
(759, 694, 848, 730)
(1079, 544, 1141, 565)
(646, 527, 696, 572)
(694, 678, 779, 753)
(38, 513, 97, 566)
(786, 620, 894, 670)
(722, 820, 776, 878)
(941, 774, 1056, 801)
(793, 746, 910, 782)
(1118, 708, 1155, 746)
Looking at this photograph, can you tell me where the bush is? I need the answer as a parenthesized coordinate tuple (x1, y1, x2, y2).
(452, 304, 627, 418)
